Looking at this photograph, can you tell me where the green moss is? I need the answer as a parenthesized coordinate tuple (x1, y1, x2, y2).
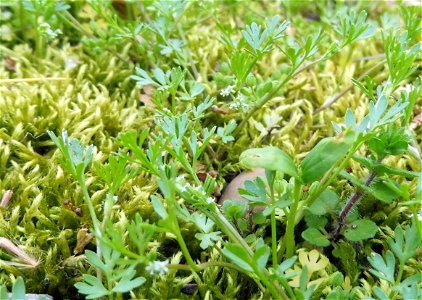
(0, 1, 420, 298)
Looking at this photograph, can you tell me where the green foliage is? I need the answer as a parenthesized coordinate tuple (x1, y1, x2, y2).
(300, 133, 353, 183)
(75, 245, 146, 299)
(343, 219, 378, 241)
(1, 1, 421, 299)
(239, 146, 298, 178)
(301, 228, 330, 247)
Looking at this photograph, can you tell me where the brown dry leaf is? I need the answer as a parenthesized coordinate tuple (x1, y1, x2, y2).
(5, 57, 16, 71)
(74, 228, 93, 255)
(139, 85, 156, 108)
(211, 105, 229, 115)
(111, 0, 128, 18)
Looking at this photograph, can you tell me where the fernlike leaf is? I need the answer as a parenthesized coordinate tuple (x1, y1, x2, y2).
(298, 249, 329, 276)
(112, 277, 146, 293)
(85, 250, 107, 273)
(239, 177, 268, 204)
(75, 275, 109, 299)
(151, 195, 168, 219)
(388, 224, 420, 263)
(192, 213, 214, 233)
(195, 232, 221, 250)
(367, 250, 395, 284)
(242, 22, 265, 52)
(112, 266, 146, 294)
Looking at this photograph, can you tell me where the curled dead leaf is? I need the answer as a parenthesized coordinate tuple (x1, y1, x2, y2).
(74, 227, 93, 255)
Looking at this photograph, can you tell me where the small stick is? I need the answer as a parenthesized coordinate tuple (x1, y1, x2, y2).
(0, 237, 39, 268)
(0, 190, 13, 208)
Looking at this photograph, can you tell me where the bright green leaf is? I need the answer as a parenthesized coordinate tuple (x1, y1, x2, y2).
(222, 244, 253, 273)
(302, 228, 330, 247)
(344, 219, 378, 241)
(240, 146, 298, 178)
(301, 134, 353, 184)
(308, 189, 339, 215)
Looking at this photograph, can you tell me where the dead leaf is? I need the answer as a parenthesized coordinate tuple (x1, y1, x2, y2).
(410, 112, 422, 130)
(139, 85, 156, 108)
(74, 228, 93, 255)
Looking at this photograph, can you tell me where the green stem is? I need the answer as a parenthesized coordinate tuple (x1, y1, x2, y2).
(34, 12, 43, 58)
(174, 229, 200, 272)
(271, 211, 277, 267)
(79, 177, 101, 237)
(259, 271, 285, 300)
(57, 11, 90, 35)
(79, 176, 103, 279)
(285, 180, 302, 259)
(395, 261, 405, 284)
(213, 207, 254, 256)
(170, 261, 246, 274)
(269, 176, 278, 268)
(176, 23, 199, 79)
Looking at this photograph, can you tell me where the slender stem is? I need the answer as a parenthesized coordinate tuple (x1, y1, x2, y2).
(213, 207, 254, 256)
(57, 11, 90, 35)
(79, 177, 101, 237)
(269, 176, 278, 269)
(174, 229, 200, 272)
(395, 261, 405, 284)
(285, 180, 302, 259)
(176, 23, 199, 79)
(232, 50, 331, 138)
(79, 176, 103, 279)
(332, 170, 377, 239)
(170, 261, 246, 273)
(259, 272, 285, 300)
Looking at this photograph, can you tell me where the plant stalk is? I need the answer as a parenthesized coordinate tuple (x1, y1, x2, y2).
(284, 180, 302, 259)
(332, 170, 377, 239)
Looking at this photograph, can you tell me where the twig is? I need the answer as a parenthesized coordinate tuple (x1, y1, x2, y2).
(0, 237, 39, 268)
(0, 190, 13, 208)
(314, 59, 386, 114)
